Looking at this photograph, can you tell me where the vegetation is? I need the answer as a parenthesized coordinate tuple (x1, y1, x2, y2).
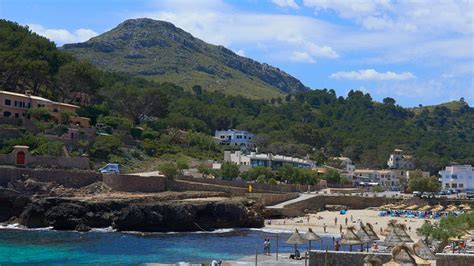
(1, 19, 473, 176)
(407, 171, 441, 192)
(418, 211, 474, 252)
(158, 162, 178, 180)
(220, 161, 240, 180)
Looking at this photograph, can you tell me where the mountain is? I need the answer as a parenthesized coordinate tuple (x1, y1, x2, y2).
(63, 18, 309, 99)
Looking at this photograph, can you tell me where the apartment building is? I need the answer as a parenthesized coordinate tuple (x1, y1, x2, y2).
(439, 165, 474, 191)
(224, 151, 313, 171)
(0, 90, 90, 127)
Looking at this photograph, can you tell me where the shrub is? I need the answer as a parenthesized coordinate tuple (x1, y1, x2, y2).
(159, 162, 178, 180)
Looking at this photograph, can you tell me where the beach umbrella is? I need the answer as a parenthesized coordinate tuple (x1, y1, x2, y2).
(382, 222, 396, 236)
(418, 205, 431, 211)
(340, 226, 363, 251)
(413, 239, 437, 260)
(384, 244, 430, 266)
(363, 255, 382, 266)
(304, 228, 320, 251)
(394, 224, 413, 243)
(356, 224, 372, 252)
(286, 229, 306, 256)
(431, 204, 444, 212)
(463, 205, 471, 211)
(365, 223, 380, 241)
(405, 205, 418, 210)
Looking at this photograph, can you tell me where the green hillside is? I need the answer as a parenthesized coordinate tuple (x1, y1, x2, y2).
(1, 19, 473, 175)
(62, 18, 309, 99)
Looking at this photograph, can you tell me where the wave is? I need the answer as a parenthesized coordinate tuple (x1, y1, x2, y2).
(122, 228, 238, 235)
(90, 226, 116, 233)
(249, 228, 340, 237)
(0, 223, 53, 231)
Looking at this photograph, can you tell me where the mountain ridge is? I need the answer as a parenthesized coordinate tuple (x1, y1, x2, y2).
(63, 18, 309, 99)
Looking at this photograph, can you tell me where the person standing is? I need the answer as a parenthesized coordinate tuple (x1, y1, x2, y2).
(263, 239, 268, 255)
(334, 217, 338, 225)
(339, 224, 343, 234)
(350, 215, 353, 222)
(267, 239, 271, 255)
(345, 217, 348, 225)
(323, 223, 327, 233)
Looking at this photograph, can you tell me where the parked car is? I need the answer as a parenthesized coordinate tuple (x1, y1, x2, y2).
(412, 191, 422, 197)
(99, 163, 120, 174)
(421, 192, 435, 199)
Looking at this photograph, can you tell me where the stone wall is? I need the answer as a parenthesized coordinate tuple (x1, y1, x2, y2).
(0, 167, 100, 188)
(0, 128, 22, 139)
(28, 155, 90, 170)
(103, 174, 166, 193)
(309, 250, 474, 266)
(246, 192, 299, 206)
(177, 176, 322, 193)
(167, 179, 247, 196)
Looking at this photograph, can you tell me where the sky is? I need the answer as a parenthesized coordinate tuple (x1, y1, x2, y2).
(1, 0, 473, 107)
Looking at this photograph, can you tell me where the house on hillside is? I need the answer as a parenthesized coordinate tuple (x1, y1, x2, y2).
(387, 149, 415, 170)
(215, 129, 254, 150)
(0, 90, 90, 127)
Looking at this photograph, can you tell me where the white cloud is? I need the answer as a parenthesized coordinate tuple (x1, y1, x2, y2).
(235, 49, 246, 56)
(330, 69, 416, 81)
(28, 24, 98, 45)
(291, 51, 315, 63)
(272, 0, 299, 9)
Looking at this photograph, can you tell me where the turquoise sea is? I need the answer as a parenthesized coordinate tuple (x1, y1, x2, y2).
(0, 227, 347, 265)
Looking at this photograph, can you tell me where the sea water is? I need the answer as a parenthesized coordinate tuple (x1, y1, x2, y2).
(0, 227, 348, 265)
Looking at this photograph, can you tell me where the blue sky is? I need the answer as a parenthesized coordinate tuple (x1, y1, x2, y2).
(1, 0, 473, 107)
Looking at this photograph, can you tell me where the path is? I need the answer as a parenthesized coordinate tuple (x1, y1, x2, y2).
(266, 193, 318, 209)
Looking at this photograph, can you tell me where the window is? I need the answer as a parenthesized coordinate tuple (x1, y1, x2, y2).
(53, 108, 58, 112)
(14, 113, 19, 118)
(452, 183, 458, 188)
(452, 174, 457, 179)
(4, 99, 11, 106)
(459, 184, 464, 188)
(3, 111, 11, 117)
(445, 183, 450, 188)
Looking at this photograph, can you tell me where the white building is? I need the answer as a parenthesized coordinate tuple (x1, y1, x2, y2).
(224, 151, 313, 171)
(387, 149, 414, 170)
(332, 156, 355, 176)
(214, 129, 254, 150)
(439, 165, 474, 191)
(354, 168, 429, 189)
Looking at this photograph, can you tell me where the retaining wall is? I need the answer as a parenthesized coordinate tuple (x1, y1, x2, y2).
(309, 250, 474, 266)
(0, 168, 100, 188)
(246, 192, 299, 206)
(103, 174, 166, 193)
(177, 176, 322, 193)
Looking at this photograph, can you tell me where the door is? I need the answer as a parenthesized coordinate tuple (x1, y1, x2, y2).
(16, 151, 25, 165)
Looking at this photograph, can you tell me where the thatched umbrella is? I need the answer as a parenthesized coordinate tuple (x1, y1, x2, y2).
(304, 228, 320, 251)
(381, 222, 396, 236)
(365, 223, 380, 241)
(405, 205, 418, 210)
(418, 205, 431, 211)
(413, 239, 437, 260)
(446, 205, 458, 212)
(382, 227, 404, 247)
(363, 255, 382, 266)
(356, 224, 372, 252)
(394, 224, 413, 243)
(431, 204, 444, 212)
(384, 244, 430, 266)
(286, 229, 306, 256)
(340, 226, 363, 251)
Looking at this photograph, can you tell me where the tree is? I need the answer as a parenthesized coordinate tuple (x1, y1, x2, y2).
(418, 211, 474, 252)
(159, 162, 178, 180)
(176, 157, 189, 176)
(383, 97, 396, 106)
(60, 110, 76, 125)
(107, 85, 168, 125)
(408, 171, 440, 192)
(197, 164, 212, 178)
(256, 175, 266, 184)
(192, 85, 203, 96)
(221, 161, 240, 180)
(322, 169, 342, 184)
(27, 107, 51, 121)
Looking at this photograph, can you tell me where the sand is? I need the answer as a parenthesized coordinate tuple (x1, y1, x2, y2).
(265, 209, 434, 241)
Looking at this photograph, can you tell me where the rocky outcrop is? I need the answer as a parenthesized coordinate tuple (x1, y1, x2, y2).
(0, 188, 30, 222)
(13, 197, 263, 232)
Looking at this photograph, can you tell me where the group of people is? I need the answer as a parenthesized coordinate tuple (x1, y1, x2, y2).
(263, 238, 271, 255)
(379, 209, 454, 219)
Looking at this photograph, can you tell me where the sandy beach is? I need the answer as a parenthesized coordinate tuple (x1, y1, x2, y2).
(265, 209, 434, 241)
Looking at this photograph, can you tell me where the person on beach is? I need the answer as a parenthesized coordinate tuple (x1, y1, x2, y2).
(263, 239, 268, 255)
(339, 224, 342, 234)
(335, 240, 340, 251)
(323, 223, 327, 233)
(345, 217, 348, 225)
(350, 215, 353, 222)
(334, 217, 337, 225)
(267, 239, 271, 255)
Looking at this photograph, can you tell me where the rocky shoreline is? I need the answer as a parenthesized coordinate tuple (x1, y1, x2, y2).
(0, 180, 264, 232)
